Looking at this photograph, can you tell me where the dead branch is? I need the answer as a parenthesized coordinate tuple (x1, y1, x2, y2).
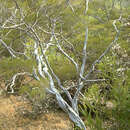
(84, 17, 121, 80)
(6, 72, 32, 93)
(85, 0, 89, 14)
(0, 39, 16, 58)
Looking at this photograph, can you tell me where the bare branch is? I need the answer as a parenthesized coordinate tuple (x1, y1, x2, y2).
(40, 49, 86, 130)
(60, 34, 74, 50)
(84, 79, 106, 82)
(85, 0, 89, 14)
(6, 72, 32, 93)
(84, 17, 121, 80)
(0, 39, 29, 59)
(66, 0, 75, 12)
(0, 39, 16, 58)
(71, 28, 88, 113)
(52, 28, 79, 74)
(80, 28, 88, 79)
(27, 23, 86, 129)
(40, 44, 73, 103)
(1, 23, 25, 29)
(63, 79, 106, 92)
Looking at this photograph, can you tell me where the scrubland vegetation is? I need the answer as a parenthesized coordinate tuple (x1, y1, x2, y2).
(0, 0, 129, 130)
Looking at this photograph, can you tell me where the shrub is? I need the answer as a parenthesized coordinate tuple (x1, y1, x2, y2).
(78, 47, 130, 130)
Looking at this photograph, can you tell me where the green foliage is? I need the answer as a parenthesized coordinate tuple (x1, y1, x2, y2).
(18, 78, 49, 119)
(0, 0, 129, 129)
(24, 39, 35, 57)
(19, 79, 48, 103)
(78, 48, 130, 130)
(79, 84, 105, 130)
(0, 58, 35, 80)
(1, 0, 129, 66)
(48, 52, 77, 82)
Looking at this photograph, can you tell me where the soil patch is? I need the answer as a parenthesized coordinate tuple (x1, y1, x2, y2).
(0, 94, 73, 130)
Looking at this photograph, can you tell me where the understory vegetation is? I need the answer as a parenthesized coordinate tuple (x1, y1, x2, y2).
(0, 0, 129, 130)
(78, 48, 130, 130)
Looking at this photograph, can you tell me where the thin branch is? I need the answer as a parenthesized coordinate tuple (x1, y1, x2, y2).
(0, 39, 29, 59)
(0, 39, 16, 58)
(6, 72, 32, 93)
(84, 79, 106, 82)
(80, 28, 88, 79)
(66, 0, 75, 12)
(62, 79, 106, 92)
(85, 0, 89, 14)
(60, 34, 74, 50)
(71, 28, 88, 113)
(84, 17, 121, 80)
(53, 30, 79, 74)
(1, 23, 25, 29)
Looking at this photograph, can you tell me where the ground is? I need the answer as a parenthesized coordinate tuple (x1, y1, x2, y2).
(0, 92, 73, 130)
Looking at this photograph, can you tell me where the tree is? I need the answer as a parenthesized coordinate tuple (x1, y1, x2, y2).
(0, 0, 129, 129)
